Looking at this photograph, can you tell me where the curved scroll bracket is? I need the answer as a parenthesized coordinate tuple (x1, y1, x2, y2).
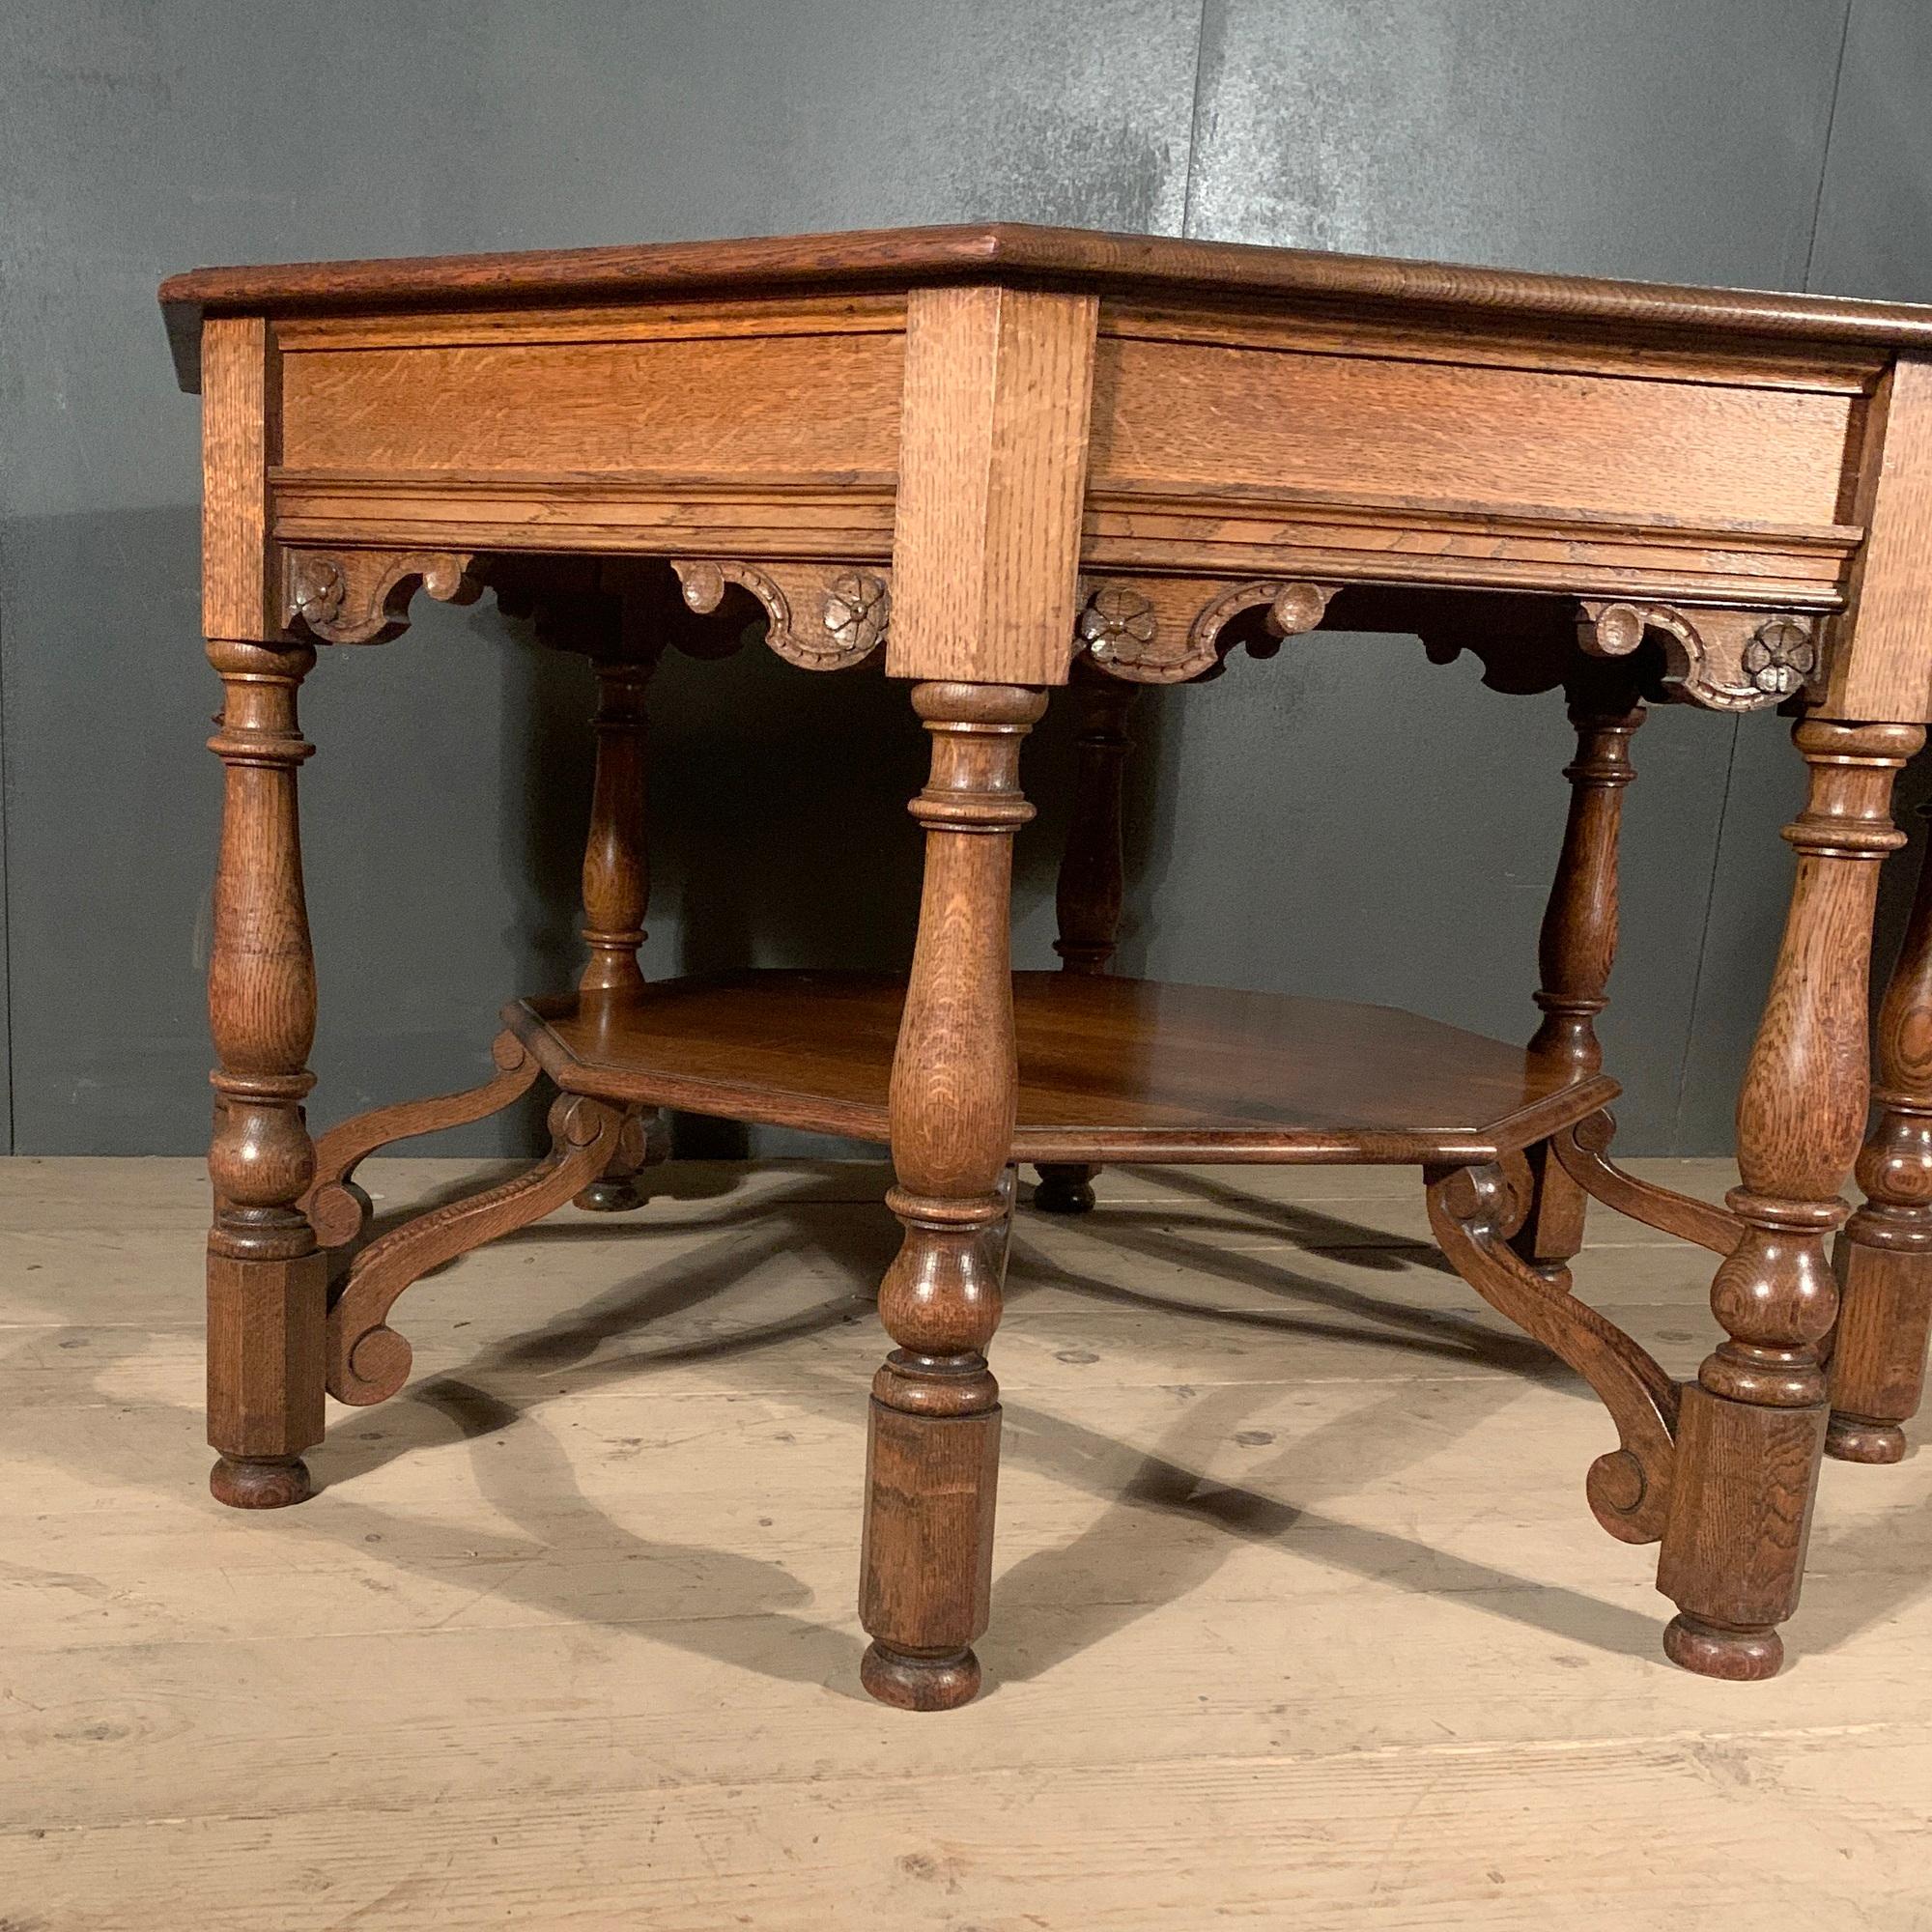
(300, 1033, 541, 1250)
(1577, 600, 1821, 713)
(671, 558, 889, 670)
(285, 548, 484, 645)
(325, 1093, 621, 1406)
(1427, 1161, 1680, 1545)
(1074, 576, 1338, 684)
(1551, 1111, 1745, 1259)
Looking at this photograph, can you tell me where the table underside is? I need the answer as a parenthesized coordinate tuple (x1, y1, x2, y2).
(504, 971, 1619, 1165)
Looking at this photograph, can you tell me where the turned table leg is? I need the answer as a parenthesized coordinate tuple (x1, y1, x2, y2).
(860, 680, 1045, 1711)
(205, 638, 327, 1509)
(1515, 689, 1643, 1277)
(1036, 663, 1134, 1217)
(1659, 719, 1921, 1677)
(1830, 801, 1932, 1463)
(574, 648, 669, 1210)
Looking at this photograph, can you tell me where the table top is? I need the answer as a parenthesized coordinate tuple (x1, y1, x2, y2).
(160, 220, 1932, 392)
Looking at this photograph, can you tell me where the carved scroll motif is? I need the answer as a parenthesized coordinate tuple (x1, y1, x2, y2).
(1076, 577, 1339, 684)
(1577, 601, 1821, 712)
(1426, 1162, 1680, 1546)
(284, 549, 484, 645)
(670, 558, 889, 670)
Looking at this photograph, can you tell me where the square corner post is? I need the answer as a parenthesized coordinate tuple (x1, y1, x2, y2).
(1658, 355, 1932, 1675)
(856, 283, 1096, 1709)
(199, 316, 328, 1510)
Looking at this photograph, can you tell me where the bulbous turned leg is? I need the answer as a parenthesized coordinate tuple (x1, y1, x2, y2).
(1658, 719, 1921, 1677)
(1829, 804, 1932, 1463)
(859, 682, 1044, 1711)
(204, 639, 327, 1509)
(1515, 688, 1642, 1278)
(1033, 662, 1133, 1221)
(568, 643, 668, 1212)
(860, 1189, 1009, 1711)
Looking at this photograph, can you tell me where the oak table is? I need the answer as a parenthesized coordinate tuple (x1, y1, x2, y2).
(161, 225, 1932, 1709)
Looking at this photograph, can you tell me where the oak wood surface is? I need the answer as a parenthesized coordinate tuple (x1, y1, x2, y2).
(161, 220, 1932, 394)
(1827, 357, 1932, 719)
(168, 218, 1932, 1701)
(1830, 803, 1932, 1463)
(279, 331, 904, 479)
(887, 288, 1096, 687)
(507, 970, 1616, 1166)
(202, 636, 325, 1510)
(858, 682, 1044, 1708)
(200, 317, 278, 639)
(1659, 720, 1922, 1679)
(1514, 693, 1643, 1275)
(1087, 337, 1855, 530)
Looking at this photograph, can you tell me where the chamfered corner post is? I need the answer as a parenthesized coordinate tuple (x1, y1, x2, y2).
(1514, 678, 1644, 1276)
(1658, 718, 1921, 1677)
(1036, 657, 1136, 1216)
(861, 280, 1094, 1709)
(199, 313, 327, 1508)
(1829, 798, 1932, 1463)
(573, 626, 670, 1210)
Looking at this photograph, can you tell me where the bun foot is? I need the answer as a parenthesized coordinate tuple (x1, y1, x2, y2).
(573, 1175, 647, 1213)
(1826, 1414, 1907, 1464)
(1033, 1164, 1096, 1216)
(1662, 1612, 1783, 1681)
(210, 1455, 313, 1510)
(860, 1641, 982, 1711)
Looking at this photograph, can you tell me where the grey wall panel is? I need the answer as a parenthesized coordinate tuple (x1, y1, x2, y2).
(1186, 0, 1850, 283)
(1155, 0, 1855, 1151)
(0, 0, 1909, 1157)
(0, 0, 1199, 1155)
(1808, 0, 1932, 305)
(0, 597, 10, 1154)
(1677, 0, 1932, 1154)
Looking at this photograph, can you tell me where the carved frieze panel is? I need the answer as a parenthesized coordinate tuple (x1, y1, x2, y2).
(284, 549, 483, 645)
(1577, 601, 1821, 712)
(671, 558, 890, 670)
(1073, 576, 1338, 684)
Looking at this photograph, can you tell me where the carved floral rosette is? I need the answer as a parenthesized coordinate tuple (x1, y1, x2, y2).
(284, 549, 484, 645)
(1577, 601, 1822, 712)
(671, 558, 890, 670)
(1072, 576, 1339, 683)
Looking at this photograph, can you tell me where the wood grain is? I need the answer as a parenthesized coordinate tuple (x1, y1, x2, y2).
(1828, 356, 1932, 721)
(200, 317, 278, 639)
(301, 1033, 540, 1249)
(505, 970, 1616, 1166)
(280, 331, 903, 479)
(159, 220, 1932, 395)
(1659, 719, 1921, 1679)
(1035, 666, 1136, 1217)
(887, 287, 1097, 686)
(1830, 805, 1932, 1462)
(326, 1094, 621, 1407)
(203, 637, 324, 1509)
(858, 683, 1045, 1709)
(1087, 336, 1854, 530)
(1515, 694, 1643, 1275)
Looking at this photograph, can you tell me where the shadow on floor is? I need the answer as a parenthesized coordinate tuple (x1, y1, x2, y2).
(279, 1160, 1701, 1690)
(85, 1161, 1932, 1692)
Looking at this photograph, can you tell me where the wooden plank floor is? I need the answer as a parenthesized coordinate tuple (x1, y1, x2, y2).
(3, 1154, 1931, 1929)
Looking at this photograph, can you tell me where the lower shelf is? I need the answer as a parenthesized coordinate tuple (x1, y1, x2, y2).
(506, 971, 1615, 1165)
